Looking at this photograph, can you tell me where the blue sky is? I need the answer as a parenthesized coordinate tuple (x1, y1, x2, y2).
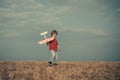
(0, 0, 120, 61)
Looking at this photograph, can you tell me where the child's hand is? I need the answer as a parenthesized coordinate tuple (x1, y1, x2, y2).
(58, 48, 61, 51)
(57, 45, 61, 51)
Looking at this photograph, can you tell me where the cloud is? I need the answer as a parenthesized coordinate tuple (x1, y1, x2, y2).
(0, 30, 21, 38)
(46, 6, 73, 15)
(0, 0, 118, 38)
(60, 27, 108, 36)
(116, 8, 120, 13)
(0, 0, 73, 29)
(0, 7, 10, 12)
(2, 0, 44, 9)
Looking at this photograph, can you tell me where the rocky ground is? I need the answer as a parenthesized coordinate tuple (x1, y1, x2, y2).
(0, 61, 120, 80)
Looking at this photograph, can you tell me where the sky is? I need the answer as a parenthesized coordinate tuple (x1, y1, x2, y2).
(0, 0, 120, 61)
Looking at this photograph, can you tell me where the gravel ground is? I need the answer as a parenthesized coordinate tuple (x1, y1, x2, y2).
(0, 61, 120, 80)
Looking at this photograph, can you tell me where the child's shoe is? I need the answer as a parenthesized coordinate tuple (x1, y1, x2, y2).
(48, 61, 52, 66)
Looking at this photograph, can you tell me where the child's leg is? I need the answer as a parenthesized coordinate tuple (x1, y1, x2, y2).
(49, 50, 55, 63)
(54, 52, 58, 64)
(49, 50, 58, 64)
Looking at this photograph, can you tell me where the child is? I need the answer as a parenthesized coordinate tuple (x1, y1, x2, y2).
(48, 30, 61, 65)
(39, 30, 61, 65)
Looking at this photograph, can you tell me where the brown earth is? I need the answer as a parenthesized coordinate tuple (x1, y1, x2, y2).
(0, 61, 120, 80)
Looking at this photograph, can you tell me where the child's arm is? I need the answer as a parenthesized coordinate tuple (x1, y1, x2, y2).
(45, 36, 54, 42)
(38, 36, 54, 45)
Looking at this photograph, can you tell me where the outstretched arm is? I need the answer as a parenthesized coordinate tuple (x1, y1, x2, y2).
(46, 36, 54, 42)
(38, 36, 54, 45)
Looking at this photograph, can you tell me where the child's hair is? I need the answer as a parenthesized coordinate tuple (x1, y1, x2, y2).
(51, 30, 58, 36)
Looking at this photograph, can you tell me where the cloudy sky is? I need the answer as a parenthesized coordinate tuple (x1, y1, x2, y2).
(0, 0, 120, 61)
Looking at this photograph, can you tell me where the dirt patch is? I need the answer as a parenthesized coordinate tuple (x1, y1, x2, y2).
(0, 61, 120, 80)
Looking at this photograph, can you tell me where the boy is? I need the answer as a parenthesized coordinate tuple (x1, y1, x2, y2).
(38, 30, 61, 65)
(48, 30, 61, 65)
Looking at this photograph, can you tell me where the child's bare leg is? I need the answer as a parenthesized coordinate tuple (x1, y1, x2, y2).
(54, 52, 58, 64)
(49, 50, 55, 64)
